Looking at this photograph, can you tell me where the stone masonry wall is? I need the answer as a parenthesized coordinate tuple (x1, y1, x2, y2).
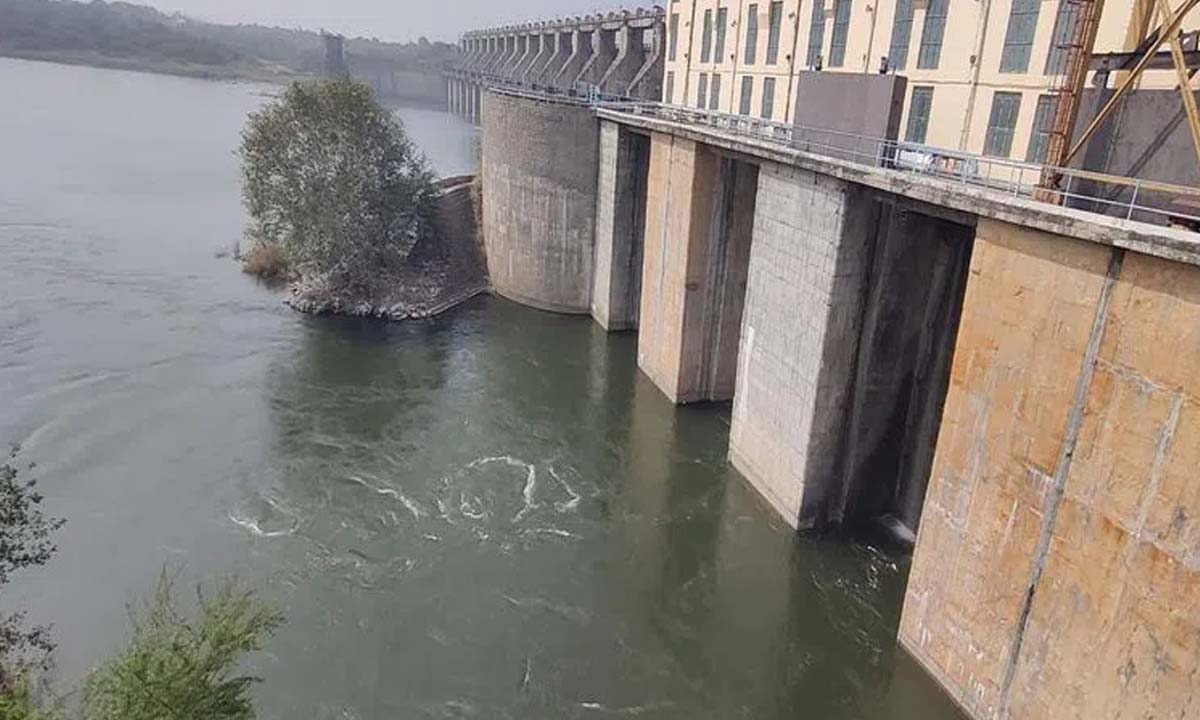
(727, 161, 874, 528)
(480, 91, 599, 313)
(901, 217, 1200, 719)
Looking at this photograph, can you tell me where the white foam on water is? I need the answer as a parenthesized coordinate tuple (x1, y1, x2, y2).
(465, 455, 539, 522)
(523, 527, 579, 539)
(397, 493, 424, 521)
(548, 466, 581, 512)
(435, 495, 458, 525)
(499, 592, 591, 624)
(577, 701, 675, 716)
(228, 512, 295, 538)
(459, 492, 487, 520)
(228, 494, 299, 538)
(346, 473, 424, 520)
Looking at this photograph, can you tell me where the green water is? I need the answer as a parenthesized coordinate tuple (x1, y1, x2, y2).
(0, 57, 965, 719)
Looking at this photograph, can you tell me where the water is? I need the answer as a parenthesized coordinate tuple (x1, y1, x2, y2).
(0, 58, 964, 719)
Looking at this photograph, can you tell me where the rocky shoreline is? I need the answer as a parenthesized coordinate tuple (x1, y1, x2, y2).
(285, 281, 490, 320)
(281, 174, 488, 322)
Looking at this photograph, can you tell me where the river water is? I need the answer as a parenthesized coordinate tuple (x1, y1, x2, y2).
(0, 58, 964, 719)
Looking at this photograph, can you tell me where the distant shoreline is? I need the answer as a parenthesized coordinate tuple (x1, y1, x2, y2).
(0, 51, 451, 111)
(0, 49, 305, 84)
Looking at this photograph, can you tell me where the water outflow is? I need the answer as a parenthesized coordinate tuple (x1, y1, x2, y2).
(0, 58, 964, 719)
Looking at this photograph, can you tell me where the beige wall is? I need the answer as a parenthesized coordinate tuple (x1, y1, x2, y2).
(900, 217, 1200, 719)
(1004, 248, 1200, 719)
(664, 0, 1200, 160)
(899, 219, 1114, 719)
(638, 132, 721, 402)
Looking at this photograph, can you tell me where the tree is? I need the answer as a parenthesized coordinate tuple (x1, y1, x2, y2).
(0, 450, 283, 719)
(84, 572, 284, 720)
(0, 448, 64, 698)
(239, 79, 438, 295)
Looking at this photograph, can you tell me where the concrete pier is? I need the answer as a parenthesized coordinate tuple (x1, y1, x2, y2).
(637, 134, 755, 404)
(480, 92, 599, 313)
(727, 164, 878, 527)
(591, 122, 650, 331)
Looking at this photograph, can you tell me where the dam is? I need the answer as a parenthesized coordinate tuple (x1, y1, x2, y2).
(445, 9, 666, 125)
(452, 29, 1200, 720)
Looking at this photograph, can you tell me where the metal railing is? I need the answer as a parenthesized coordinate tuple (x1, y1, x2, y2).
(448, 68, 644, 105)
(447, 74, 1200, 228)
(597, 100, 1200, 228)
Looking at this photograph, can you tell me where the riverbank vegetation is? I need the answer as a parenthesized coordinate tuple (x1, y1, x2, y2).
(0, 0, 456, 90)
(83, 574, 283, 720)
(238, 243, 290, 284)
(0, 448, 63, 708)
(0, 448, 282, 720)
(240, 79, 488, 319)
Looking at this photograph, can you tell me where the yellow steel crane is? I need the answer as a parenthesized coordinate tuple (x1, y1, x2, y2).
(1040, 0, 1200, 193)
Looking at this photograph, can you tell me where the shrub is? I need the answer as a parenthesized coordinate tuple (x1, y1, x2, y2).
(0, 448, 64, 698)
(239, 79, 438, 294)
(83, 572, 284, 720)
(239, 242, 290, 282)
(0, 681, 60, 720)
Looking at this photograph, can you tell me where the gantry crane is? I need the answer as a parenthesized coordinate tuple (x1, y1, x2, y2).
(1040, 0, 1200, 194)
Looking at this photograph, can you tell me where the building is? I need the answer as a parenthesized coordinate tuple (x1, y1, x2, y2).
(322, 32, 349, 79)
(662, 0, 1200, 165)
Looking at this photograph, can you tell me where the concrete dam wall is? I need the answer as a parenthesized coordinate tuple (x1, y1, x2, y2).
(447, 8, 665, 126)
(472, 89, 1200, 720)
(480, 91, 599, 313)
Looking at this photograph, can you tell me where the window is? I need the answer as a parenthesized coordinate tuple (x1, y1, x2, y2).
(1000, 0, 1041, 73)
(905, 87, 933, 143)
(710, 73, 723, 110)
(1026, 94, 1058, 162)
(917, 0, 949, 69)
(665, 71, 675, 104)
(1045, 1, 1081, 74)
(761, 77, 776, 119)
(745, 4, 760, 64)
(697, 73, 709, 109)
(888, 0, 914, 70)
(829, 0, 853, 67)
(715, 8, 729, 62)
(767, 1, 784, 64)
(669, 13, 679, 61)
(701, 9, 714, 63)
(984, 92, 1022, 157)
(807, 0, 827, 68)
(739, 75, 754, 114)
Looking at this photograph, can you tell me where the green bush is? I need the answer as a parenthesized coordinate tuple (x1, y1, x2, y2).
(83, 573, 283, 720)
(0, 448, 64, 699)
(240, 79, 438, 294)
(0, 681, 59, 720)
(1, 448, 284, 718)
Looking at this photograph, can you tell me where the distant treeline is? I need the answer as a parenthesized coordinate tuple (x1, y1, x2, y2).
(0, 0, 458, 84)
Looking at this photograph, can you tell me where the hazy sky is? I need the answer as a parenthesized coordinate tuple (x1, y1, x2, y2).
(141, 0, 635, 43)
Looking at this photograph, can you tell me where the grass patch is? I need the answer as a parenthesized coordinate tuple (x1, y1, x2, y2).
(240, 243, 290, 282)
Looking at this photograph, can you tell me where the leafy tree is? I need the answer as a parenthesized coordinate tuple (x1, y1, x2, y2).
(0, 681, 60, 720)
(239, 79, 438, 294)
(84, 572, 284, 720)
(0, 448, 64, 698)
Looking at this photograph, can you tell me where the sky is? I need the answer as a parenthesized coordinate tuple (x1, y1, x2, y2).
(140, 0, 639, 43)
